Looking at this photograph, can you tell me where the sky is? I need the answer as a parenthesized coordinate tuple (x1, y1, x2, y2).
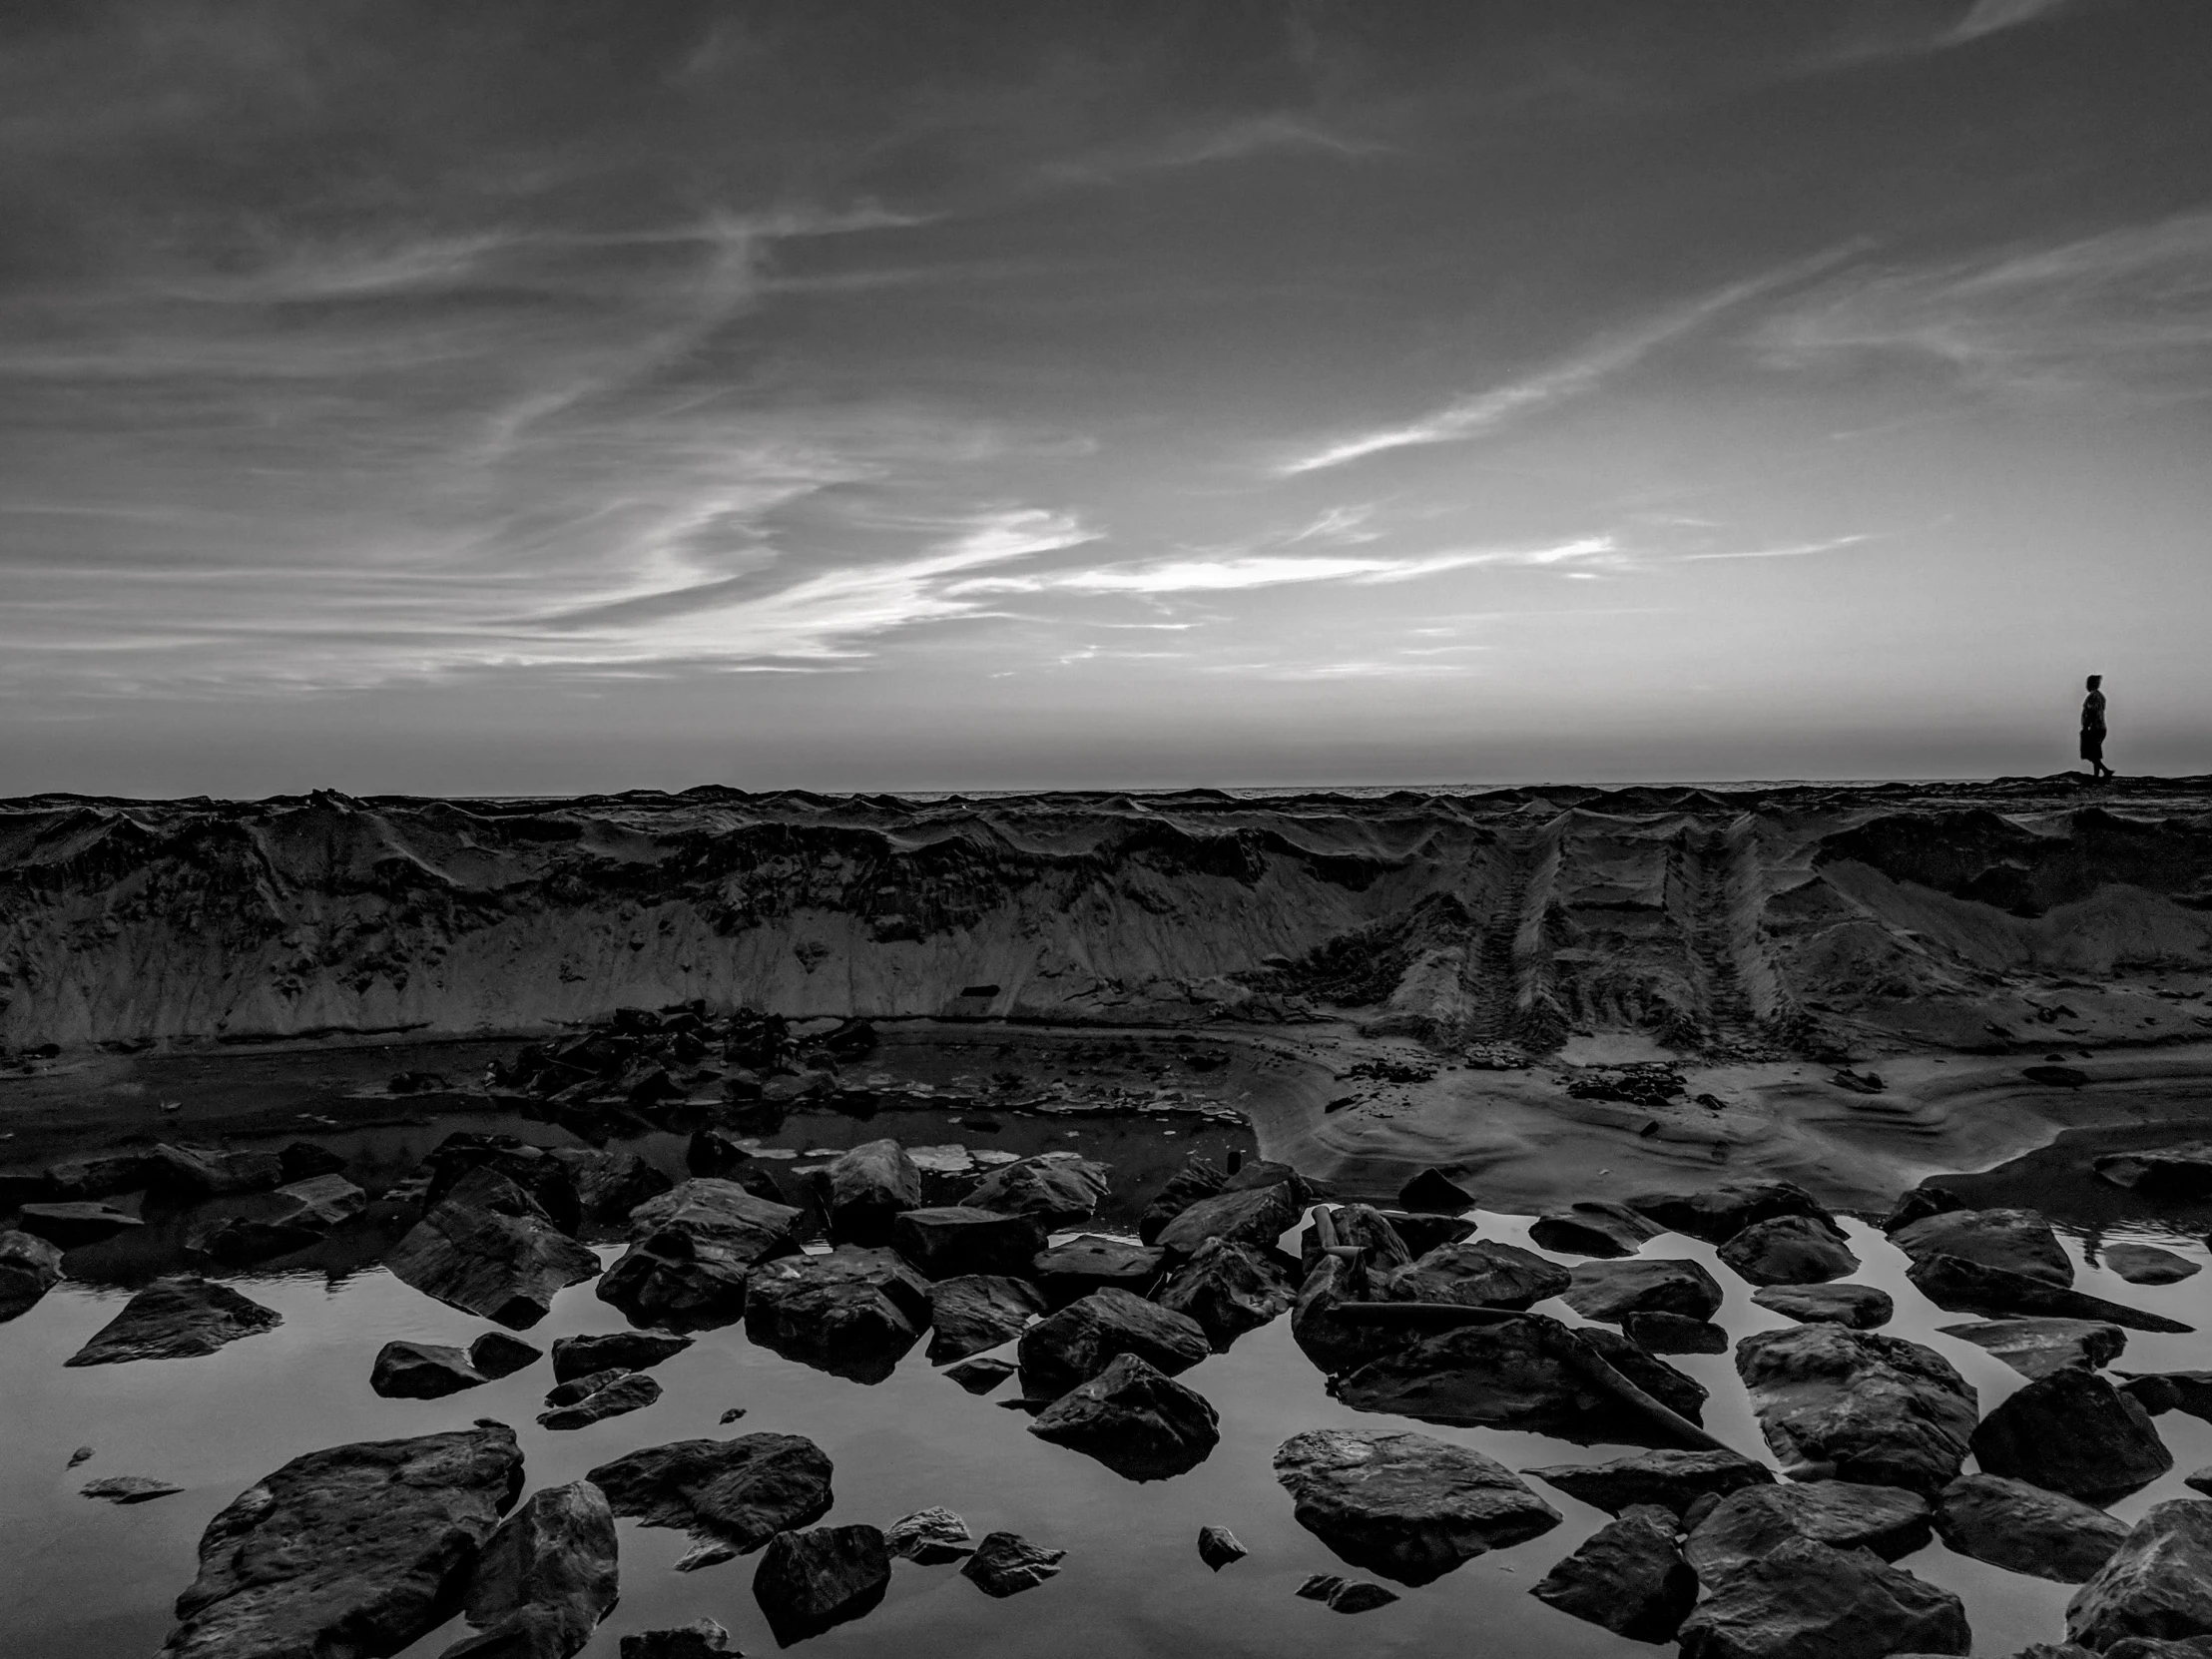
(2, 0, 2209, 797)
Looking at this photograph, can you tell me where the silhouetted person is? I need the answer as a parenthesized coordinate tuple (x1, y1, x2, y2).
(2080, 674, 2113, 780)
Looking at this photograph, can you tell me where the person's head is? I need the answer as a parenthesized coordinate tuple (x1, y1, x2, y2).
(2087, 675, 2102, 690)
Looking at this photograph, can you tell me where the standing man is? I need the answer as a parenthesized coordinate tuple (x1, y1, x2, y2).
(2080, 675, 2113, 781)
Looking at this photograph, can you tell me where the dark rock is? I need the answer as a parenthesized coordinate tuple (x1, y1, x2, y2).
(1289, 1253, 1396, 1377)
(1752, 1282, 1894, 1329)
(587, 1433, 833, 1550)
(1935, 1473, 2131, 1583)
(1398, 1167, 1475, 1213)
(1386, 1239, 1571, 1311)
(1529, 1201, 1665, 1259)
(962, 1152, 1111, 1226)
(147, 1142, 285, 1200)
(1137, 1154, 1227, 1246)
(1735, 1324, 1977, 1493)
(0, 1227, 64, 1321)
(753, 1524, 889, 1644)
(685, 1128, 784, 1203)
(1684, 1482, 1934, 1578)
(551, 1331, 691, 1382)
(1031, 1235, 1166, 1307)
(1894, 1207, 2072, 1287)
(1882, 1183, 1970, 1233)
(1295, 1572, 1342, 1601)
(1017, 1286, 1209, 1396)
(597, 1180, 803, 1332)
(1936, 1317, 2126, 1380)
(1325, 1579, 1399, 1613)
(1298, 1204, 1417, 1278)
(1908, 1252, 2193, 1334)
(2067, 1500, 2212, 1650)
(1197, 1524, 1247, 1569)
(1719, 1215, 1862, 1287)
(188, 1174, 368, 1264)
(1531, 1503, 1698, 1642)
(2106, 1244, 2200, 1286)
(538, 1371, 661, 1430)
(813, 1138, 922, 1246)
(1153, 1182, 1302, 1262)
(925, 1274, 1046, 1363)
(471, 1332, 541, 1378)
(959, 1530, 1065, 1597)
(374, 1341, 490, 1399)
(619, 1619, 734, 1658)
(2118, 1372, 2212, 1422)
(83, 1474, 185, 1502)
(276, 1141, 349, 1184)
(1970, 1369, 2172, 1502)
(545, 1369, 626, 1408)
(2095, 1144, 2212, 1198)
(744, 1246, 929, 1383)
(1154, 1237, 1297, 1348)
(42, 1150, 161, 1200)
(1563, 1257, 1724, 1323)
(1382, 1210, 1480, 1259)
(884, 1506, 971, 1563)
(551, 1149, 673, 1225)
(1525, 1448, 1774, 1517)
(1676, 1535, 1970, 1659)
(446, 1479, 618, 1659)
(17, 1200, 143, 1247)
(1028, 1351, 1221, 1480)
(1274, 1426, 1561, 1585)
(387, 1169, 602, 1330)
(943, 1355, 1016, 1393)
(156, 1423, 525, 1659)
(67, 1275, 281, 1367)
(890, 1205, 1047, 1281)
(1625, 1311, 1731, 1354)
(1627, 1180, 1831, 1245)
(421, 1134, 583, 1235)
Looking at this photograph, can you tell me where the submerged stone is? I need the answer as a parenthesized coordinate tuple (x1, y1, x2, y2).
(67, 1276, 282, 1367)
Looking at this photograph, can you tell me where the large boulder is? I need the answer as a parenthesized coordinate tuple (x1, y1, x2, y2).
(1528, 1201, 1664, 1259)
(1735, 1324, 1978, 1493)
(1684, 1482, 1934, 1578)
(1893, 1207, 2072, 1287)
(743, 1247, 930, 1383)
(1718, 1215, 1862, 1287)
(1627, 1181, 1831, 1244)
(386, 1169, 602, 1330)
(1385, 1239, 1571, 1311)
(188, 1174, 368, 1266)
(961, 1153, 1111, 1227)
(1530, 1503, 1697, 1643)
(1907, 1253, 2192, 1334)
(551, 1331, 691, 1382)
(2068, 1501, 2212, 1650)
(1937, 1317, 2126, 1380)
(1031, 1236, 1166, 1308)
(1273, 1427, 1561, 1585)
(1562, 1257, 1725, 1324)
(444, 1480, 618, 1659)
(752, 1524, 889, 1645)
(1935, 1473, 2132, 1584)
(1017, 1287, 1209, 1396)
(551, 1149, 672, 1227)
(596, 1180, 803, 1332)
(1028, 1352, 1221, 1480)
(1153, 1181, 1302, 1262)
(1524, 1448, 1774, 1517)
(587, 1434, 833, 1550)
(1970, 1369, 2173, 1502)
(67, 1275, 282, 1367)
(814, 1140, 921, 1246)
(1751, 1283, 1894, 1330)
(890, 1206, 1047, 1281)
(0, 1228, 64, 1322)
(1677, 1536, 1970, 1659)
(925, 1274, 1046, 1363)
(419, 1134, 582, 1235)
(154, 1424, 525, 1659)
(1153, 1237, 1297, 1348)
(1137, 1154, 1227, 1246)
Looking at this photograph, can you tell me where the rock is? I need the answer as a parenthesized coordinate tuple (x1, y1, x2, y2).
(1752, 1282, 1895, 1329)
(1908, 1253, 2193, 1334)
(619, 1620, 734, 1658)
(1625, 1311, 1732, 1354)
(588, 1433, 833, 1550)
(551, 1149, 672, 1226)
(944, 1355, 1016, 1393)
(1562, 1257, 1725, 1323)
(1381, 1210, 1479, 1259)
(1735, 1324, 1978, 1493)
(718, 1406, 748, 1423)
(420, 1134, 582, 1234)
(43, 1150, 162, 1199)
(884, 1506, 972, 1563)
(544, 1369, 625, 1408)
(1883, 1183, 1970, 1233)
(753, 1524, 890, 1643)
(1531, 1502, 1698, 1642)
(373, 1341, 491, 1399)
(1197, 1524, 1247, 1569)
(82, 1475, 185, 1503)
(1325, 1579, 1399, 1612)
(1297, 1205, 1416, 1278)
(446, 1479, 618, 1659)
(2107, 1244, 2200, 1286)
(814, 1139, 922, 1246)
(1627, 1181, 1832, 1245)
(1274, 1427, 1562, 1585)
(925, 1274, 1046, 1363)
(1936, 1317, 2127, 1380)
(597, 1180, 804, 1332)
(276, 1142, 349, 1183)
(890, 1206, 1048, 1281)
(2094, 1144, 2212, 1198)
(1677, 1535, 1970, 1659)
(1031, 1235, 1165, 1308)
(1935, 1473, 2132, 1583)
(69, 1445, 94, 1466)
(538, 1371, 662, 1430)
(744, 1246, 930, 1384)
(67, 1275, 282, 1366)
(1154, 1237, 1297, 1348)
(1970, 1369, 2173, 1502)
(959, 1530, 1065, 1597)
(685, 1129, 785, 1203)
(387, 1169, 603, 1330)
(155, 1424, 525, 1659)
(1525, 1448, 1774, 1516)
(550, 1331, 691, 1382)
(189, 1174, 368, 1264)
(470, 1332, 541, 1378)
(962, 1152, 1112, 1226)
(2067, 1500, 2212, 1650)
(1894, 1207, 2073, 1287)
(2119, 1372, 2212, 1421)
(16, 1199, 143, 1247)
(1137, 1154, 1228, 1246)
(1028, 1351, 1221, 1480)
(1296, 1572, 1343, 1600)
(1398, 1167, 1475, 1213)
(1529, 1201, 1665, 1259)
(1719, 1215, 1863, 1287)
(147, 1142, 285, 1199)
(0, 1227, 65, 1321)
(1017, 1286, 1210, 1396)
(1685, 1482, 1935, 1578)
(1153, 1181, 1302, 1262)
(1386, 1239, 1571, 1311)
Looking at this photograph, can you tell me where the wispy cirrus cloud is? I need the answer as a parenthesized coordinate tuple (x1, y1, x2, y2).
(951, 536, 1620, 596)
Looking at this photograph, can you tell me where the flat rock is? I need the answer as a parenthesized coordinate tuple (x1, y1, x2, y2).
(1677, 1535, 1970, 1659)
(1563, 1257, 1724, 1324)
(0, 1227, 65, 1322)
(619, 1620, 733, 1658)
(1528, 1201, 1664, 1259)
(1752, 1282, 1894, 1329)
(815, 1139, 922, 1245)
(1532, 1503, 1698, 1642)
(386, 1170, 602, 1330)
(550, 1331, 690, 1382)
(1274, 1426, 1561, 1585)
(1735, 1324, 1977, 1493)
(42, 1150, 162, 1200)
(545, 1368, 626, 1408)
(1893, 1207, 2073, 1287)
(1685, 1482, 1934, 1578)
(1970, 1369, 2173, 1502)
(1627, 1181, 1832, 1245)
(744, 1246, 929, 1383)
(1387, 1238, 1570, 1311)
(2094, 1144, 2212, 1198)
(1624, 1311, 1731, 1354)
(962, 1152, 1111, 1226)
(373, 1340, 491, 1399)
(2068, 1500, 2212, 1650)
(1719, 1215, 1862, 1287)
(82, 1475, 185, 1503)
(2106, 1244, 2201, 1286)
(1935, 1473, 2132, 1583)
(1017, 1286, 1209, 1397)
(753, 1524, 889, 1644)
(597, 1180, 804, 1331)
(890, 1206, 1047, 1281)
(1028, 1351, 1221, 1480)
(1153, 1181, 1302, 1261)
(446, 1479, 618, 1659)
(1154, 1236, 1296, 1348)
(960, 1530, 1066, 1597)
(587, 1433, 833, 1550)
(189, 1174, 369, 1266)
(1937, 1317, 2127, 1380)
(67, 1276, 282, 1367)
(1322, 1579, 1398, 1612)
(538, 1371, 662, 1430)
(926, 1274, 1045, 1364)
(148, 1142, 285, 1199)
(943, 1355, 1016, 1393)
(884, 1506, 972, 1564)
(155, 1424, 524, 1659)
(17, 1200, 143, 1247)
(1030, 1235, 1165, 1308)
(1197, 1524, 1247, 1569)
(1525, 1448, 1774, 1517)
(1909, 1252, 2193, 1334)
